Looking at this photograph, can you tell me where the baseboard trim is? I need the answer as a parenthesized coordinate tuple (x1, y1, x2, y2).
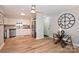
(49, 36, 53, 38)
(0, 42, 4, 50)
(73, 43, 79, 47)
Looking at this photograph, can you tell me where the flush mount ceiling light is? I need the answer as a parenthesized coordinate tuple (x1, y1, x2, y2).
(20, 13, 25, 16)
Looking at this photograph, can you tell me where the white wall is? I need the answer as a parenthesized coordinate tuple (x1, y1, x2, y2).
(36, 14, 44, 39)
(0, 13, 4, 49)
(0, 25, 4, 48)
(48, 7, 79, 46)
(36, 14, 51, 39)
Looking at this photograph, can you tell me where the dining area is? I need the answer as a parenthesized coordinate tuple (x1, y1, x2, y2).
(53, 29, 74, 49)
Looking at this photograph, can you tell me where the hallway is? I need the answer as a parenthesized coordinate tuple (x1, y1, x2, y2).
(0, 36, 78, 53)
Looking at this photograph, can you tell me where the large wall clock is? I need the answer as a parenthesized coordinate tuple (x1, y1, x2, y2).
(58, 13, 75, 29)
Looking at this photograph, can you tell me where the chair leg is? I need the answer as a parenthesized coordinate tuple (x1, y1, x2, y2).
(71, 39, 74, 49)
(71, 42, 74, 49)
(70, 39, 75, 52)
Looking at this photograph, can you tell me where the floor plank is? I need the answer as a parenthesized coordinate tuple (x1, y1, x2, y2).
(0, 36, 79, 53)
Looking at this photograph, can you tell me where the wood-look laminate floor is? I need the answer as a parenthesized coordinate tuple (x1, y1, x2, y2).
(0, 36, 79, 53)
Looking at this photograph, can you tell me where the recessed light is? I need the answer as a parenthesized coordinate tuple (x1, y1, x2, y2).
(20, 13, 25, 16)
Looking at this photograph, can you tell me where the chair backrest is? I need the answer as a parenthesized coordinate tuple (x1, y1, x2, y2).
(63, 35, 72, 42)
(57, 30, 65, 38)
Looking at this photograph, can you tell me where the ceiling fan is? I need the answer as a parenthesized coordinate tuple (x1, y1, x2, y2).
(20, 5, 45, 16)
(31, 5, 36, 13)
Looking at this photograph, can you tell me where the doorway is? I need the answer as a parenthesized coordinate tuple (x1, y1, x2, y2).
(44, 17, 50, 37)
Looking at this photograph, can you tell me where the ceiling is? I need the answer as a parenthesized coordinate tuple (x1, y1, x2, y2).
(0, 5, 79, 18)
(37, 5, 79, 16)
(0, 5, 31, 18)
